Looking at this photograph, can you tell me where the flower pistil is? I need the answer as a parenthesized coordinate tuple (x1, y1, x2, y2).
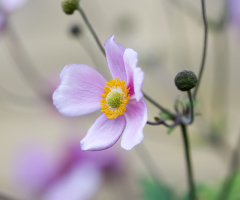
(100, 78, 130, 119)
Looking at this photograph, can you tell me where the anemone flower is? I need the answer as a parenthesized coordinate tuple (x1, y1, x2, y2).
(13, 141, 124, 200)
(53, 36, 148, 151)
(0, 0, 27, 32)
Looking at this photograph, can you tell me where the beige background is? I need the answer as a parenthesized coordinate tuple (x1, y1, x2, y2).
(0, 0, 239, 199)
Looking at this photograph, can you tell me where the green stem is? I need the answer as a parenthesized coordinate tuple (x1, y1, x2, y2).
(180, 90, 194, 125)
(77, 6, 106, 56)
(193, 0, 208, 99)
(187, 90, 194, 124)
(181, 124, 197, 200)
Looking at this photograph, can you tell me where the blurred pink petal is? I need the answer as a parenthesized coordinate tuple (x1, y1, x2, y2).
(0, 0, 27, 13)
(43, 163, 102, 200)
(13, 146, 56, 193)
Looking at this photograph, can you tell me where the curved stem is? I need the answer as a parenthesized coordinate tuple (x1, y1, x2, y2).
(180, 124, 197, 200)
(180, 90, 194, 125)
(77, 6, 105, 56)
(193, 0, 208, 99)
(147, 115, 180, 127)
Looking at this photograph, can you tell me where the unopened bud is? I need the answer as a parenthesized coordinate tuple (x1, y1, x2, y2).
(174, 69, 198, 91)
(62, 0, 79, 15)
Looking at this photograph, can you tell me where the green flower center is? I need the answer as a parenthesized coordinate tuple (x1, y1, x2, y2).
(106, 91, 123, 108)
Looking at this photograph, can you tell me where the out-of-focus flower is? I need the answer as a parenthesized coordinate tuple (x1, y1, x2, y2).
(228, 0, 240, 30)
(13, 141, 125, 200)
(53, 35, 148, 151)
(0, 0, 27, 32)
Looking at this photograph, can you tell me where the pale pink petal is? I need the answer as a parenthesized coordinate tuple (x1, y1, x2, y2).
(53, 64, 106, 116)
(132, 67, 144, 101)
(0, 12, 6, 32)
(43, 163, 102, 200)
(81, 113, 126, 151)
(121, 99, 147, 150)
(123, 48, 144, 101)
(104, 35, 127, 82)
(12, 145, 56, 193)
(1, 0, 27, 13)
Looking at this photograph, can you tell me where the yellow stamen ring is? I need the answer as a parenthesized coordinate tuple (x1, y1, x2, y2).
(100, 78, 130, 119)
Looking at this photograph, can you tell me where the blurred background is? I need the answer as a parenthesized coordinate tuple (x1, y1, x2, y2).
(0, 0, 240, 199)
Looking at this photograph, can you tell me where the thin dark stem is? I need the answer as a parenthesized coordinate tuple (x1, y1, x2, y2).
(183, 90, 194, 125)
(181, 124, 197, 200)
(147, 115, 180, 127)
(193, 0, 208, 99)
(143, 93, 175, 119)
(77, 6, 105, 56)
(178, 90, 194, 125)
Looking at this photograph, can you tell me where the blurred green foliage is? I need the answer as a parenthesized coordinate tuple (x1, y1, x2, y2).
(140, 171, 240, 200)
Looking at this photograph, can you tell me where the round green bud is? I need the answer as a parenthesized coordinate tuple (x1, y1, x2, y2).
(62, 0, 79, 15)
(106, 91, 123, 108)
(174, 69, 198, 91)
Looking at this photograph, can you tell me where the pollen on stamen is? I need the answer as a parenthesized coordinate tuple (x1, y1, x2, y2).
(100, 78, 130, 119)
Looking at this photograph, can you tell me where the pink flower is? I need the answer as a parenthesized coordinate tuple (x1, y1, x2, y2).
(53, 36, 148, 150)
(12, 141, 125, 200)
(0, 0, 27, 32)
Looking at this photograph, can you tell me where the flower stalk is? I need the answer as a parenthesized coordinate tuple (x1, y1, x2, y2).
(180, 124, 197, 200)
(193, 0, 208, 99)
(77, 5, 105, 56)
(181, 90, 194, 125)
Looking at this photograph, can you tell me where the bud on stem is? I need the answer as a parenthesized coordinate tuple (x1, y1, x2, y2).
(62, 0, 80, 15)
(174, 69, 198, 92)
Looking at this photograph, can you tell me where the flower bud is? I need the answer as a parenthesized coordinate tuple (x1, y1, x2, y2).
(174, 69, 198, 91)
(62, 0, 79, 15)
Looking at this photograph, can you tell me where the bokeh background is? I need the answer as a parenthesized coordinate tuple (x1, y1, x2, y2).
(0, 0, 240, 199)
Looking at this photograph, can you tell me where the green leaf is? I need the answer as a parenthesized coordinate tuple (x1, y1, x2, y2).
(167, 127, 176, 134)
(182, 184, 218, 200)
(160, 111, 172, 121)
(140, 178, 176, 200)
(183, 99, 198, 108)
(226, 172, 240, 200)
